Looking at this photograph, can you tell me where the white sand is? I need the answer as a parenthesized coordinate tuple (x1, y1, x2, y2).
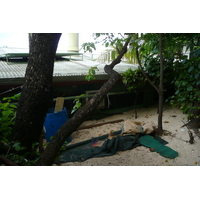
(59, 104, 200, 166)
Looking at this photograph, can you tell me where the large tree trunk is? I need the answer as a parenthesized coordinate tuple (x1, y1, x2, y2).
(37, 37, 131, 166)
(13, 33, 61, 153)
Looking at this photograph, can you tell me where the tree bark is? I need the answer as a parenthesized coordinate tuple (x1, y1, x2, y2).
(37, 37, 132, 166)
(158, 33, 164, 134)
(28, 33, 33, 51)
(13, 33, 61, 153)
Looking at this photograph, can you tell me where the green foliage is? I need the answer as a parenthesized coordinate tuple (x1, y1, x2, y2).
(85, 67, 98, 81)
(92, 33, 132, 54)
(0, 93, 20, 143)
(122, 68, 146, 92)
(123, 48, 138, 64)
(93, 33, 125, 49)
(81, 42, 96, 53)
(5, 141, 40, 165)
(169, 54, 200, 115)
(144, 54, 179, 89)
(2, 138, 40, 166)
(0, 93, 42, 165)
(12, 142, 27, 151)
(6, 153, 30, 165)
(122, 33, 200, 120)
(71, 94, 86, 114)
(138, 33, 159, 58)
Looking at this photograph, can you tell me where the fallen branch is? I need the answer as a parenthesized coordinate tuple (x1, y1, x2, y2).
(77, 119, 124, 130)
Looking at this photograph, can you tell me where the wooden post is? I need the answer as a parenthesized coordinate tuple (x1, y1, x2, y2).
(54, 97, 64, 113)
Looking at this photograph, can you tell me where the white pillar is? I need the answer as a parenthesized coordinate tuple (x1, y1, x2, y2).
(67, 33, 79, 52)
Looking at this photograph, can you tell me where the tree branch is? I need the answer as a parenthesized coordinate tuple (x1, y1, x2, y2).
(135, 47, 160, 94)
(106, 37, 132, 71)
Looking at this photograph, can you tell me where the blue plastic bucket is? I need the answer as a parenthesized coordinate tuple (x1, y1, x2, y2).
(44, 107, 72, 143)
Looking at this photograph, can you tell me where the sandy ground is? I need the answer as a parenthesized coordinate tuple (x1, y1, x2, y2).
(59, 104, 200, 166)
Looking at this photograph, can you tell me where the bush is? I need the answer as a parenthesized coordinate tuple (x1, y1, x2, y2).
(0, 93, 20, 144)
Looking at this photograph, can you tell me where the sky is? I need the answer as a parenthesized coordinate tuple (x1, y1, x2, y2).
(0, 33, 105, 53)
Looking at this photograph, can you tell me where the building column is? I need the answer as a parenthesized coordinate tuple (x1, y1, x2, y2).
(67, 33, 79, 52)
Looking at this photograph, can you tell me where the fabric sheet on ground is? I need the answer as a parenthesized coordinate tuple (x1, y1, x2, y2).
(57, 131, 178, 163)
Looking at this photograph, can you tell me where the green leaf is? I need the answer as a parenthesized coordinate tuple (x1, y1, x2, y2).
(197, 80, 200, 85)
(175, 80, 180, 86)
(32, 142, 39, 149)
(2, 97, 8, 101)
(182, 81, 188, 86)
(10, 93, 21, 100)
(175, 90, 179, 95)
(105, 42, 109, 47)
(9, 104, 17, 108)
(0, 102, 9, 109)
(188, 66, 194, 73)
(2, 110, 12, 116)
(189, 94, 194, 99)
(180, 97, 186, 101)
(194, 73, 199, 79)
(13, 142, 27, 151)
(85, 67, 97, 81)
(182, 58, 187, 64)
(79, 94, 86, 97)
(187, 86, 193, 91)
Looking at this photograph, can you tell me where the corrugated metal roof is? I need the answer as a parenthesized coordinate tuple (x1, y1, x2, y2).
(0, 59, 137, 78)
(0, 47, 138, 81)
(0, 61, 27, 78)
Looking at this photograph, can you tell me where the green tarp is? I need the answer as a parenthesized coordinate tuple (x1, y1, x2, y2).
(57, 131, 178, 163)
(138, 135, 178, 159)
